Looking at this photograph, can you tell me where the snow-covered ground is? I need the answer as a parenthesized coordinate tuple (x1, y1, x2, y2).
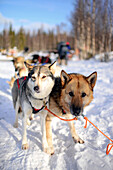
(0, 55, 113, 170)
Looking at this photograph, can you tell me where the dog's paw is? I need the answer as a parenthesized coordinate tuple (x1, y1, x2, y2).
(22, 143, 29, 150)
(29, 115, 34, 121)
(44, 147, 54, 155)
(27, 119, 31, 126)
(13, 123, 18, 128)
(73, 137, 84, 144)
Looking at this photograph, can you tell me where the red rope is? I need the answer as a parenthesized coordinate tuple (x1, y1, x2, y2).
(44, 106, 77, 121)
(84, 116, 113, 155)
(44, 106, 113, 155)
(106, 143, 113, 155)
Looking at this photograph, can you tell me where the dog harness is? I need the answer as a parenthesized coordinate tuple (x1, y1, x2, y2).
(62, 109, 66, 115)
(38, 56, 50, 64)
(17, 76, 27, 88)
(30, 101, 48, 114)
(17, 76, 48, 114)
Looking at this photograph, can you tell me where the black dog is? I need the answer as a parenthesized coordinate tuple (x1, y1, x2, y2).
(32, 54, 51, 64)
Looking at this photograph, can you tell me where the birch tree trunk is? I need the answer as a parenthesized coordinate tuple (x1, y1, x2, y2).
(86, 0, 91, 57)
(108, 3, 113, 52)
(100, 0, 108, 54)
(92, 0, 96, 55)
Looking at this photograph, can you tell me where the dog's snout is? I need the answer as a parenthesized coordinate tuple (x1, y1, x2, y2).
(74, 107, 81, 114)
(71, 105, 81, 116)
(34, 86, 39, 92)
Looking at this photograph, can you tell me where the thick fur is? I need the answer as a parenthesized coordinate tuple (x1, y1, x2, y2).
(12, 62, 56, 151)
(45, 70, 97, 154)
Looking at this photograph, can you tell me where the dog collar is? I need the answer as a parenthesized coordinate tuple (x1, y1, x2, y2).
(32, 101, 48, 114)
(62, 108, 66, 115)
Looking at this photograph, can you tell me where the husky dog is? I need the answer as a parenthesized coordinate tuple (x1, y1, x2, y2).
(45, 70, 97, 154)
(12, 62, 56, 151)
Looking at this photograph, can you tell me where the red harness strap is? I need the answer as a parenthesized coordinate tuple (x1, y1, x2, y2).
(45, 57, 49, 63)
(38, 56, 42, 63)
(17, 76, 27, 89)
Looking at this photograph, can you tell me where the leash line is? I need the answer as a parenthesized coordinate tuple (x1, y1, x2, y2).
(84, 116, 113, 142)
(44, 106, 113, 155)
(83, 116, 113, 155)
(44, 106, 77, 121)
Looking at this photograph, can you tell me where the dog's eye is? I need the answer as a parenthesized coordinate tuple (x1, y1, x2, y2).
(31, 76, 36, 81)
(69, 91, 74, 97)
(42, 75, 46, 79)
(81, 92, 86, 97)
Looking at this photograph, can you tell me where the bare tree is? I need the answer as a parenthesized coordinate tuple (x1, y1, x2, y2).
(70, 0, 113, 59)
(92, 0, 96, 55)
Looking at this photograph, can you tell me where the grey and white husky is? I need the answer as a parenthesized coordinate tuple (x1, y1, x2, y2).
(12, 61, 56, 151)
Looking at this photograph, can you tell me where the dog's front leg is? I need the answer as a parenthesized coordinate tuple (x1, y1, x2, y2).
(40, 110, 49, 153)
(22, 109, 32, 149)
(22, 113, 29, 150)
(67, 115, 84, 144)
(46, 115, 54, 155)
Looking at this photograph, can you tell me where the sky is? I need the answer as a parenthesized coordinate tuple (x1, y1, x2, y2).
(0, 0, 74, 32)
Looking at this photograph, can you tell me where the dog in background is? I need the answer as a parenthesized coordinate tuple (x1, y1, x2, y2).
(32, 54, 51, 64)
(45, 70, 97, 154)
(12, 57, 28, 77)
(7, 57, 28, 89)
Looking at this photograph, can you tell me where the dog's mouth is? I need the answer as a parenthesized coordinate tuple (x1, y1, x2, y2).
(34, 86, 40, 93)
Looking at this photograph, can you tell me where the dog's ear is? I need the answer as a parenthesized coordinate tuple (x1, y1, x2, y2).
(61, 70, 70, 87)
(86, 72, 97, 89)
(24, 61, 34, 71)
(49, 61, 56, 74)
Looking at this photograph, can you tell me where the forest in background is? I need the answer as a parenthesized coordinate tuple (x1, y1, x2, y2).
(0, 0, 113, 59)
(71, 0, 113, 59)
(0, 24, 75, 52)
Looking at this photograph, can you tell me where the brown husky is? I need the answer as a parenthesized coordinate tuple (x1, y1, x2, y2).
(45, 70, 97, 154)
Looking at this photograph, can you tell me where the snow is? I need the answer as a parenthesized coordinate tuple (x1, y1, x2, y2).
(0, 54, 113, 170)
(95, 51, 113, 62)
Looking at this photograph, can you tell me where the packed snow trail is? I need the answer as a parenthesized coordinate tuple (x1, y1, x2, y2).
(0, 57, 113, 170)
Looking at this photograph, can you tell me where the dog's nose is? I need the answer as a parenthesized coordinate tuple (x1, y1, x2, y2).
(74, 107, 81, 115)
(34, 86, 39, 92)
(71, 105, 81, 116)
